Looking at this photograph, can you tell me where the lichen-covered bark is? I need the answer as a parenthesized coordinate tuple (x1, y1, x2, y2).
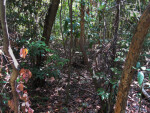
(0, 0, 19, 113)
(114, 3, 150, 113)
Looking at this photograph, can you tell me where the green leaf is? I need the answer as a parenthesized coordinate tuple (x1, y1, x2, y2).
(97, 88, 105, 95)
(17, 78, 20, 83)
(136, 62, 141, 68)
(0, 81, 7, 83)
(146, 69, 150, 71)
(114, 58, 119, 62)
(110, 79, 117, 85)
(137, 71, 144, 86)
(99, 4, 105, 10)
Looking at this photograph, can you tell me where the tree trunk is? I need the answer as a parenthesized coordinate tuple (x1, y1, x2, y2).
(65, 0, 73, 104)
(114, 3, 150, 113)
(0, 0, 19, 113)
(37, 0, 60, 66)
(42, 0, 60, 46)
(69, 0, 73, 66)
(108, 0, 120, 112)
(111, 0, 120, 61)
(60, 0, 66, 55)
(79, 0, 88, 65)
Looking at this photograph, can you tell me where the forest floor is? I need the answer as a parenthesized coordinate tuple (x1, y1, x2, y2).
(27, 44, 150, 113)
(28, 67, 150, 113)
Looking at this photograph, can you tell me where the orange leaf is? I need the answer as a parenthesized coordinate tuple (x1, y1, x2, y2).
(17, 83, 24, 91)
(20, 48, 28, 59)
(20, 68, 32, 82)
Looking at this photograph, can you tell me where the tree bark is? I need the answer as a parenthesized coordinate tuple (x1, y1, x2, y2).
(37, 0, 60, 66)
(42, 0, 60, 46)
(114, 3, 150, 113)
(0, 0, 19, 113)
(69, 0, 73, 65)
(60, 0, 66, 54)
(66, 0, 73, 104)
(79, 0, 88, 65)
(111, 0, 120, 61)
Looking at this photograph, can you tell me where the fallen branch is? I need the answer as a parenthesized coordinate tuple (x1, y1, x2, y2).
(142, 82, 150, 100)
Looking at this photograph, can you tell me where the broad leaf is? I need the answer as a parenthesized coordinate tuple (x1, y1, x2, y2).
(137, 71, 144, 86)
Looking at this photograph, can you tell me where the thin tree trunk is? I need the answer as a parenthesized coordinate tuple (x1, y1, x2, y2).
(60, 0, 66, 55)
(108, 0, 120, 112)
(66, 0, 73, 104)
(69, 0, 73, 64)
(114, 3, 150, 113)
(0, 0, 19, 113)
(111, 0, 120, 60)
(79, 0, 88, 65)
